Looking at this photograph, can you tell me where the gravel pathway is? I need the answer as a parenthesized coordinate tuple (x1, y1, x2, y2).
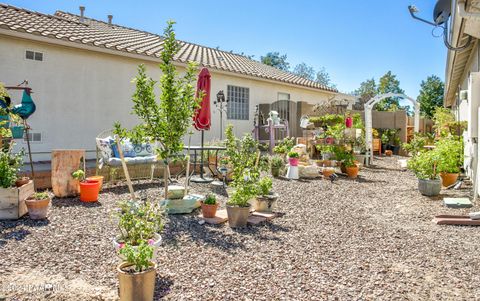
(1, 156, 480, 300)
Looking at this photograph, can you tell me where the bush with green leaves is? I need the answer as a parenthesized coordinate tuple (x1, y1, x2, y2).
(33, 191, 49, 200)
(0, 149, 23, 188)
(115, 199, 165, 246)
(407, 150, 440, 180)
(435, 136, 463, 174)
(71, 169, 85, 182)
(119, 241, 154, 273)
(257, 177, 273, 196)
(287, 151, 299, 158)
(270, 156, 284, 169)
(402, 133, 434, 156)
(228, 181, 257, 207)
(204, 194, 216, 205)
(273, 137, 295, 155)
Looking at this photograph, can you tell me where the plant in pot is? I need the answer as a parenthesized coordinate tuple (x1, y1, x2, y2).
(435, 136, 463, 187)
(201, 194, 218, 218)
(25, 191, 51, 220)
(113, 199, 164, 259)
(118, 241, 156, 301)
(407, 150, 441, 196)
(342, 152, 359, 179)
(227, 181, 256, 228)
(71, 169, 100, 202)
(287, 151, 299, 166)
(270, 155, 284, 177)
(253, 176, 278, 212)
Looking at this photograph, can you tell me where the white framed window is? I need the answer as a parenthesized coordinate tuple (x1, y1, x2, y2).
(227, 85, 249, 120)
(25, 50, 44, 61)
(278, 92, 290, 101)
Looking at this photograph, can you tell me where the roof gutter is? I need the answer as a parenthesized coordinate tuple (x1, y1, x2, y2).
(0, 28, 337, 96)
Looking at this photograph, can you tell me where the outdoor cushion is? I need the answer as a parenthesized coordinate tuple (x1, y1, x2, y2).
(96, 136, 113, 161)
(106, 155, 157, 167)
(111, 138, 136, 158)
(133, 143, 154, 157)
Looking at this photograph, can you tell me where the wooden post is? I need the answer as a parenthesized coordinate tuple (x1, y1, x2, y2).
(115, 136, 135, 200)
(51, 149, 85, 197)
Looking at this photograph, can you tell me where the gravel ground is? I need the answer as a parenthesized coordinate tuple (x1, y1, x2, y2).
(1, 156, 480, 300)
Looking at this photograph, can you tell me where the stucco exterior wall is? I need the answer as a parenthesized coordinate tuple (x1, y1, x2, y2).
(0, 35, 335, 162)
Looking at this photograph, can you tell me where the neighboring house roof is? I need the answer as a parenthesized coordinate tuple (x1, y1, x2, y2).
(0, 3, 337, 93)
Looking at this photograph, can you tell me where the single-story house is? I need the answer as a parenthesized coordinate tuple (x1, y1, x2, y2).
(444, 0, 480, 195)
(0, 4, 353, 162)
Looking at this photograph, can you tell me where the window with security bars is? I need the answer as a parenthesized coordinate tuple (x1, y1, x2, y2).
(227, 85, 249, 120)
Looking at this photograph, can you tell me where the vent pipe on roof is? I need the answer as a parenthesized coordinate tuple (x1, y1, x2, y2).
(79, 6, 85, 22)
(108, 15, 113, 25)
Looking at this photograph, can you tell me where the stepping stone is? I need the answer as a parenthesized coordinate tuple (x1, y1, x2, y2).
(198, 209, 228, 225)
(247, 214, 267, 225)
(433, 215, 480, 226)
(443, 198, 472, 208)
(252, 211, 276, 221)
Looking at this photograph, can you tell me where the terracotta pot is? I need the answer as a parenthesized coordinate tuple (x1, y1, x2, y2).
(322, 168, 335, 178)
(118, 262, 156, 301)
(25, 197, 50, 219)
(15, 177, 30, 187)
(345, 165, 359, 178)
(86, 176, 104, 191)
(440, 173, 459, 187)
(288, 157, 299, 166)
(201, 202, 218, 218)
(385, 150, 393, 157)
(79, 180, 100, 202)
(252, 193, 278, 212)
(226, 205, 250, 228)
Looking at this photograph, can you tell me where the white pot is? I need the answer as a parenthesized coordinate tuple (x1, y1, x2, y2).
(112, 233, 162, 260)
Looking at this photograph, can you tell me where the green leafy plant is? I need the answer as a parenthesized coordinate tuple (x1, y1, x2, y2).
(270, 156, 284, 169)
(287, 151, 299, 158)
(435, 136, 463, 174)
(257, 177, 273, 196)
(204, 194, 216, 205)
(71, 169, 85, 182)
(115, 199, 165, 246)
(342, 152, 356, 168)
(407, 150, 439, 180)
(228, 182, 257, 207)
(0, 149, 23, 188)
(119, 241, 154, 273)
(402, 133, 434, 156)
(113, 21, 202, 197)
(33, 191, 49, 200)
(273, 137, 295, 155)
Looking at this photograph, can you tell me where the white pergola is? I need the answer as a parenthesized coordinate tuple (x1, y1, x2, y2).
(364, 93, 420, 166)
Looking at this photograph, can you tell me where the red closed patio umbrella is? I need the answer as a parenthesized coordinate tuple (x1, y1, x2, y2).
(191, 68, 213, 183)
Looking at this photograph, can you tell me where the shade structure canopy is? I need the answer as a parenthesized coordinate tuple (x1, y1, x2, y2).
(193, 68, 211, 131)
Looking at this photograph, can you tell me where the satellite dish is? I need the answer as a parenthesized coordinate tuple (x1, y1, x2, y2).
(433, 0, 452, 25)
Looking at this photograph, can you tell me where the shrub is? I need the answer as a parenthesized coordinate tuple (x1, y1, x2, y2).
(0, 149, 23, 188)
(204, 194, 216, 205)
(435, 136, 463, 174)
(273, 137, 295, 155)
(257, 177, 273, 196)
(119, 241, 154, 272)
(407, 150, 440, 180)
(270, 156, 284, 169)
(402, 133, 433, 156)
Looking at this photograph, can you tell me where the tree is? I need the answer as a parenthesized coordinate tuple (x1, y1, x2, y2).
(293, 62, 315, 81)
(417, 75, 444, 118)
(375, 71, 404, 111)
(315, 67, 336, 89)
(353, 78, 377, 110)
(260, 52, 290, 71)
(115, 21, 201, 197)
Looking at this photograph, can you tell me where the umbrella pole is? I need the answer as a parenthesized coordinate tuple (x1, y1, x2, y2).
(191, 130, 213, 183)
(24, 120, 35, 190)
(200, 130, 204, 179)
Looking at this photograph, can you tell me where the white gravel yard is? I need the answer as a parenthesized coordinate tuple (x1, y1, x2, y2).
(1, 156, 480, 300)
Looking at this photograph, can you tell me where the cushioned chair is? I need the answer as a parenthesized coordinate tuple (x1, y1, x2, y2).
(95, 130, 166, 183)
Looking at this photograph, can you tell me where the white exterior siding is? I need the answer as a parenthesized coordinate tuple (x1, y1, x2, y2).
(0, 35, 334, 161)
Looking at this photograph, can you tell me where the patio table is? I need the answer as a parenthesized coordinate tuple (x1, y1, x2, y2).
(183, 145, 226, 179)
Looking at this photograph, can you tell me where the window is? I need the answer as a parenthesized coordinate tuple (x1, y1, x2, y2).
(278, 92, 290, 101)
(227, 85, 249, 120)
(25, 50, 43, 61)
(24, 132, 42, 142)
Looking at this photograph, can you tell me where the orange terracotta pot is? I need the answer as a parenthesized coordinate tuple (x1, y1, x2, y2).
(87, 176, 104, 191)
(25, 197, 50, 219)
(440, 173, 459, 187)
(79, 180, 100, 202)
(345, 165, 359, 179)
(201, 202, 218, 218)
(322, 168, 335, 178)
(385, 150, 393, 157)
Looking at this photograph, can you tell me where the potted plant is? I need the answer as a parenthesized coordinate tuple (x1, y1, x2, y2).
(407, 150, 441, 196)
(252, 177, 278, 212)
(322, 167, 335, 178)
(71, 169, 100, 202)
(227, 182, 256, 227)
(201, 194, 218, 218)
(435, 136, 463, 187)
(118, 241, 156, 301)
(343, 152, 359, 179)
(287, 151, 299, 166)
(25, 191, 50, 219)
(113, 199, 164, 259)
(270, 155, 284, 177)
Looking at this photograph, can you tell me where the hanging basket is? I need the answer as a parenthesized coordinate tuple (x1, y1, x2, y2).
(10, 126, 24, 139)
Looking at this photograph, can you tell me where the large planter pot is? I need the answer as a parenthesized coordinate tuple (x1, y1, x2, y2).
(226, 205, 250, 228)
(418, 178, 441, 196)
(25, 197, 50, 220)
(86, 176, 104, 191)
(118, 262, 157, 301)
(252, 193, 279, 212)
(288, 157, 299, 166)
(79, 180, 100, 202)
(113, 233, 162, 260)
(271, 167, 281, 178)
(345, 165, 359, 179)
(201, 202, 218, 218)
(392, 146, 400, 155)
(440, 173, 459, 187)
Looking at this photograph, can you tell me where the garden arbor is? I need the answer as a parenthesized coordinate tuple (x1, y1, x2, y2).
(364, 93, 420, 165)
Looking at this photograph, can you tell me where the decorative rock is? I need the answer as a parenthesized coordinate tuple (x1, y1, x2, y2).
(167, 185, 186, 199)
(160, 194, 203, 214)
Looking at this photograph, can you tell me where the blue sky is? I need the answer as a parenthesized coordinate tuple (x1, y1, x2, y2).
(6, 0, 447, 99)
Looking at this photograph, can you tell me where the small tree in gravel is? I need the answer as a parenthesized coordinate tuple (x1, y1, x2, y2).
(115, 21, 201, 197)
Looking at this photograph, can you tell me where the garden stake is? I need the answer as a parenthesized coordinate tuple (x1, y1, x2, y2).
(115, 135, 135, 199)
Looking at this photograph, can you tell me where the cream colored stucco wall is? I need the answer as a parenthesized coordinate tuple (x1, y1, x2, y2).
(0, 35, 335, 161)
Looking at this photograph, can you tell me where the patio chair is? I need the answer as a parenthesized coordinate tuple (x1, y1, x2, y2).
(95, 129, 166, 183)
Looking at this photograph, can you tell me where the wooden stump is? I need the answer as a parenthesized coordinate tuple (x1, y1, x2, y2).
(51, 149, 85, 197)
